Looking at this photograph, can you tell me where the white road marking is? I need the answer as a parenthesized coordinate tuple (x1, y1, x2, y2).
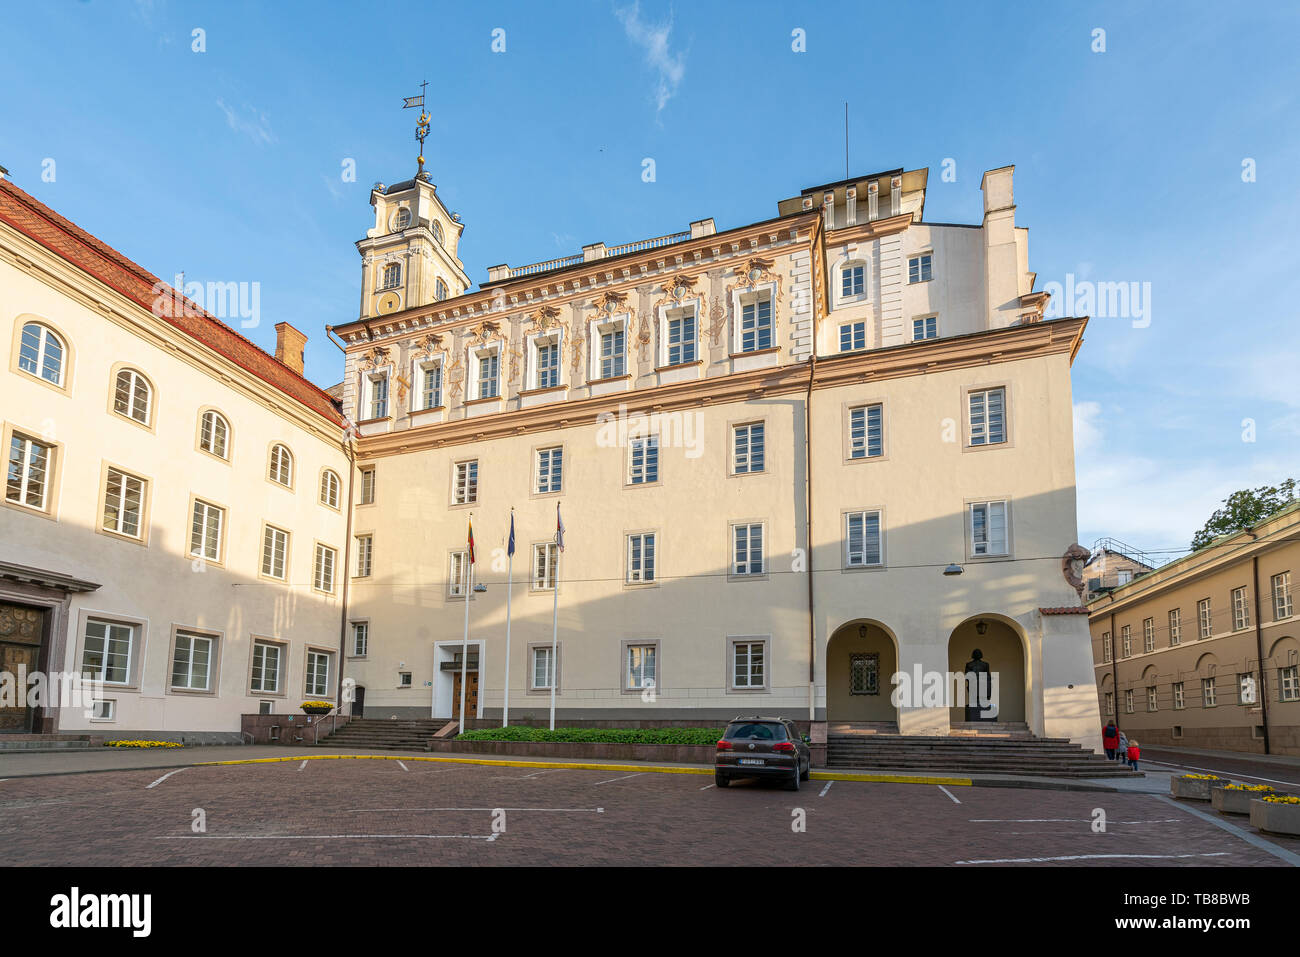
(157, 833, 498, 841)
(1151, 793, 1300, 866)
(937, 785, 961, 804)
(592, 773, 642, 785)
(298, 760, 308, 771)
(699, 783, 715, 790)
(521, 768, 566, 779)
(146, 767, 190, 789)
(344, 807, 604, 813)
(970, 818, 1181, 824)
(397, 761, 409, 772)
(1144, 759, 1300, 789)
(956, 852, 1231, 864)
(818, 781, 834, 797)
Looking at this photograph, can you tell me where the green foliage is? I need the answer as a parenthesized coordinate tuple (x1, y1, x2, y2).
(456, 726, 725, 745)
(1190, 479, 1296, 551)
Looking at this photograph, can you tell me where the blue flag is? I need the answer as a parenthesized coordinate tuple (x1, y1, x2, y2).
(507, 511, 516, 557)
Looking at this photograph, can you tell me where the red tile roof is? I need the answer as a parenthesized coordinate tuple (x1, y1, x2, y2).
(1039, 606, 1091, 615)
(0, 178, 343, 426)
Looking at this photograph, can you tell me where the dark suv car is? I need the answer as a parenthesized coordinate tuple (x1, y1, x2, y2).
(715, 716, 811, 790)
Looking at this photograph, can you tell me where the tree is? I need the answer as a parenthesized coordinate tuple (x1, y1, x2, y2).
(1191, 478, 1297, 550)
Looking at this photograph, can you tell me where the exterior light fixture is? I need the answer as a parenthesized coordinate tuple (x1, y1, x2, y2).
(976, 620, 988, 636)
(943, 563, 964, 576)
(473, 583, 488, 593)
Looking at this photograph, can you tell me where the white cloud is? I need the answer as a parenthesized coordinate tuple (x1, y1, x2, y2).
(216, 98, 276, 145)
(615, 3, 686, 115)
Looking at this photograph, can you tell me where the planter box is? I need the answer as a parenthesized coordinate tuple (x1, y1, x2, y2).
(302, 706, 332, 715)
(430, 738, 716, 764)
(1249, 799, 1300, 836)
(1170, 775, 1230, 800)
(1212, 787, 1279, 815)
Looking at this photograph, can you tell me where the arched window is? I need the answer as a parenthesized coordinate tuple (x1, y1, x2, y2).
(319, 469, 340, 509)
(268, 444, 294, 487)
(380, 263, 401, 290)
(435, 278, 448, 301)
(18, 322, 65, 386)
(199, 410, 230, 459)
(113, 368, 152, 425)
(393, 207, 411, 230)
(432, 220, 444, 245)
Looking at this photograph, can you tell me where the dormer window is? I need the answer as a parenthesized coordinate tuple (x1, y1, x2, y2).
(393, 207, 411, 231)
(380, 263, 401, 291)
(432, 220, 445, 245)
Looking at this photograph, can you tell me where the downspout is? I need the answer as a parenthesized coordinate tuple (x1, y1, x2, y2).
(806, 351, 817, 720)
(326, 325, 357, 714)
(1109, 607, 1119, 733)
(1252, 554, 1271, 754)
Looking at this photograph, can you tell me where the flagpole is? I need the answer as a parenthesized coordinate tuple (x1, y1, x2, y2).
(548, 547, 559, 731)
(458, 519, 473, 735)
(502, 508, 514, 728)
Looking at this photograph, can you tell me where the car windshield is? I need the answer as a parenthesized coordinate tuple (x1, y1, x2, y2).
(725, 722, 786, 741)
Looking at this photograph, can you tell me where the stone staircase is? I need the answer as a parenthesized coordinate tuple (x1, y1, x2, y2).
(0, 733, 97, 752)
(826, 725, 1137, 778)
(317, 718, 450, 751)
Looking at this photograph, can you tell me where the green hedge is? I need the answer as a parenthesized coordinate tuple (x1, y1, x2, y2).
(456, 726, 725, 746)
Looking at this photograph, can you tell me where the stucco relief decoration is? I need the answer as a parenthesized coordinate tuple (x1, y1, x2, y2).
(445, 354, 465, 403)
(635, 313, 652, 365)
(705, 296, 727, 347)
(358, 345, 391, 372)
(1062, 543, 1091, 599)
(0, 605, 41, 641)
(724, 257, 783, 343)
(468, 319, 502, 346)
(527, 304, 562, 333)
(411, 332, 444, 359)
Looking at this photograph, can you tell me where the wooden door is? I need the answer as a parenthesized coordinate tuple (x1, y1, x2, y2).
(451, 672, 479, 719)
(0, 643, 38, 731)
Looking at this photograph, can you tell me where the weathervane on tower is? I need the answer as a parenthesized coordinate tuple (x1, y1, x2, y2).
(403, 80, 431, 179)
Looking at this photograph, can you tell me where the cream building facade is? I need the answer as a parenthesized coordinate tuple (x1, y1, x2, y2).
(0, 177, 351, 740)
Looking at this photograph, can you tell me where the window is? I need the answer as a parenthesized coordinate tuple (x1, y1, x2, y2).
(81, 619, 134, 685)
(261, 525, 288, 580)
(536, 447, 563, 494)
(5, 433, 51, 511)
(1117, 569, 1133, 585)
(419, 360, 443, 410)
(626, 645, 656, 691)
(1143, 617, 1155, 653)
(393, 207, 411, 230)
(969, 501, 1008, 557)
(1173, 682, 1185, 710)
(533, 542, 558, 590)
(380, 263, 401, 290)
(738, 293, 773, 353)
(536, 339, 560, 389)
(305, 650, 332, 698)
(367, 373, 390, 420)
(251, 641, 281, 694)
(1239, 673, 1256, 705)
(1232, 587, 1250, 631)
(840, 263, 865, 298)
(531, 647, 555, 690)
(101, 468, 144, 538)
(968, 388, 1006, 446)
(477, 351, 500, 399)
(1273, 572, 1293, 620)
(1102, 632, 1112, 663)
(453, 460, 478, 504)
(351, 622, 369, 657)
(666, 309, 696, 365)
(732, 523, 764, 576)
(432, 220, 445, 245)
(355, 534, 373, 578)
(1280, 665, 1300, 702)
(845, 510, 882, 567)
(113, 368, 152, 425)
(268, 444, 293, 487)
(599, 326, 625, 379)
(733, 423, 765, 474)
(190, 499, 224, 562)
(732, 640, 765, 688)
(1202, 677, 1217, 708)
(1121, 625, 1132, 658)
(911, 316, 937, 341)
(850, 652, 880, 695)
(359, 467, 376, 505)
(849, 404, 883, 459)
(627, 533, 656, 583)
(908, 253, 933, 283)
(313, 543, 337, 593)
(399, 671, 412, 687)
(839, 322, 865, 352)
(319, 470, 340, 509)
(435, 278, 448, 301)
(1124, 689, 1134, 714)
(448, 550, 469, 597)
(1197, 598, 1212, 639)
(1147, 686, 1158, 712)
(629, 435, 659, 485)
(18, 322, 65, 385)
(91, 700, 115, 720)
(1104, 692, 1114, 716)
(171, 631, 214, 692)
(1169, 608, 1181, 645)
(199, 410, 229, 459)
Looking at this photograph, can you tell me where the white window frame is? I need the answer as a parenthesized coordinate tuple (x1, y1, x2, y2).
(527, 330, 564, 391)
(839, 261, 866, 302)
(535, 446, 563, 494)
(81, 618, 135, 686)
(448, 550, 470, 598)
(626, 532, 656, 584)
(199, 410, 230, 459)
(660, 300, 699, 367)
(732, 422, 765, 475)
(250, 640, 282, 695)
(1202, 677, 1217, 708)
(414, 357, 444, 411)
(453, 459, 479, 505)
(844, 509, 883, 568)
(1173, 681, 1185, 710)
(1143, 617, 1155, 653)
(730, 639, 766, 690)
(190, 499, 224, 562)
(531, 646, 556, 691)
(1121, 625, 1132, 658)
(532, 542, 558, 591)
(1169, 608, 1182, 645)
(5, 433, 52, 511)
(364, 370, 390, 420)
(261, 524, 289, 580)
(628, 434, 659, 485)
(320, 469, 341, 509)
(1232, 586, 1251, 631)
(1102, 633, 1112, 663)
(351, 621, 369, 657)
(113, 368, 152, 426)
(968, 387, 1007, 446)
(911, 315, 938, 341)
(1280, 665, 1299, 703)
(968, 501, 1009, 557)
(733, 287, 774, 354)
(597, 321, 626, 380)
(1197, 598, 1212, 639)
(625, 644, 657, 691)
(102, 467, 145, 539)
(171, 631, 215, 692)
(848, 403, 883, 459)
(359, 466, 376, 505)
(1272, 572, 1293, 620)
(1124, 689, 1134, 714)
(379, 262, 401, 290)
(18, 321, 65, 386)
(588, 312, 631, 381)
(908, 252, 933, 283)
(469, 345, 502, 400)
(313, 543, 337, 594)
(838, 321, 866, 353)
(305, 650, 332, 698)
(1104, 691, 1114, 716)
(1147, 686, 1158, 713)
(731, 523, 765, 577)
(268, 444, 294, 488)
(355, 533, 373, 578)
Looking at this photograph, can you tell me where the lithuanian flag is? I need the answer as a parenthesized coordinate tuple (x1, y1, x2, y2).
(467, 517, 476, 564)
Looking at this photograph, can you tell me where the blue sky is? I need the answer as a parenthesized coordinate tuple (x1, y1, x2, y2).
(2, 1, 1297, 553)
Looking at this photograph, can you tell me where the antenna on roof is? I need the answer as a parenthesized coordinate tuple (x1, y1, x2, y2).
(403, 80, 431, 179)
(844, 102, 849, 179)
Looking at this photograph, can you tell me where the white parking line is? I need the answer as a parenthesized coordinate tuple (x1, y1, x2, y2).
(298, 760, 308, 771)
(344, 807, 604, 813)
(970, 818, 1181, 824)
(592, 773, 642, 785)
(520, 768, 566, 779)
(1144, 759, 1300, 789)
(818, 781, 834, 797)
(146, 767, 190, 789)
(397, 761, 409, 772)
(699, 783, 715, 790)
(157, 833, 498, 841)
(937, 785, 961, 804)
(956, 851, 1231, 864)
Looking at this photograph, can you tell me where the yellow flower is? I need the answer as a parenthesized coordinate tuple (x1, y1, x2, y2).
(1262, 794, 1300, 805)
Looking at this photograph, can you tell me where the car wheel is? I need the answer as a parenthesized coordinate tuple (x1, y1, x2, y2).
(715, 772, 730, 788)
(800, 759, 810, 782)
(785, 766, 800, 791)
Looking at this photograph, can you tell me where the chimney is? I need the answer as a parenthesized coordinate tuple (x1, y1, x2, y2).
(274, 321, 308, 375)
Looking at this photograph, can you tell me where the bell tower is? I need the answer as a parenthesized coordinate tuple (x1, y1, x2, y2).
(356, 85, 471, 320)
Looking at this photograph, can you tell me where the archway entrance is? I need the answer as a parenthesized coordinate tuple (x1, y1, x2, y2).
(826, 620, 899, 725)
(946, 617, 1026, 726)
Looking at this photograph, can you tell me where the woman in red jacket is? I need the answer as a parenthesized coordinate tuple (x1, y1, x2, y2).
(1102, 721, 1119, 760)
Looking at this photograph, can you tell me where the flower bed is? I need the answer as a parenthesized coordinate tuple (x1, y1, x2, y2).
(1250, 794, 1300, 835)
(104, 740, 183, 749)
(1212, 783, 1275, 815)
(301, 701, 334, 715)
(1170, 773, 1231, 800)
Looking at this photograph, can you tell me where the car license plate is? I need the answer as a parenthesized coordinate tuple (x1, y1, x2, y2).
(739, 758, 765, 766)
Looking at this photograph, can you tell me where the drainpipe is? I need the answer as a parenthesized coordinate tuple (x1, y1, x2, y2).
(1252, 554, 1271, 754)
(1109, 608, 1119, 733)
(327, 326, 357, 714)
(805, 352, 817, 720)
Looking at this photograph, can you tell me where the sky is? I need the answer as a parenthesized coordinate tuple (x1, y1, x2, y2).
(2, 0, 1297, 556)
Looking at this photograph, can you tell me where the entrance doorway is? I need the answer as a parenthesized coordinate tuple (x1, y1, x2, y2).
(0, 603, 46, 732)
(826, 620, 899, 724)
(946, 616, 1026, 725)
(452, 671, 479, 719)
(352, 685, 366, 718)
